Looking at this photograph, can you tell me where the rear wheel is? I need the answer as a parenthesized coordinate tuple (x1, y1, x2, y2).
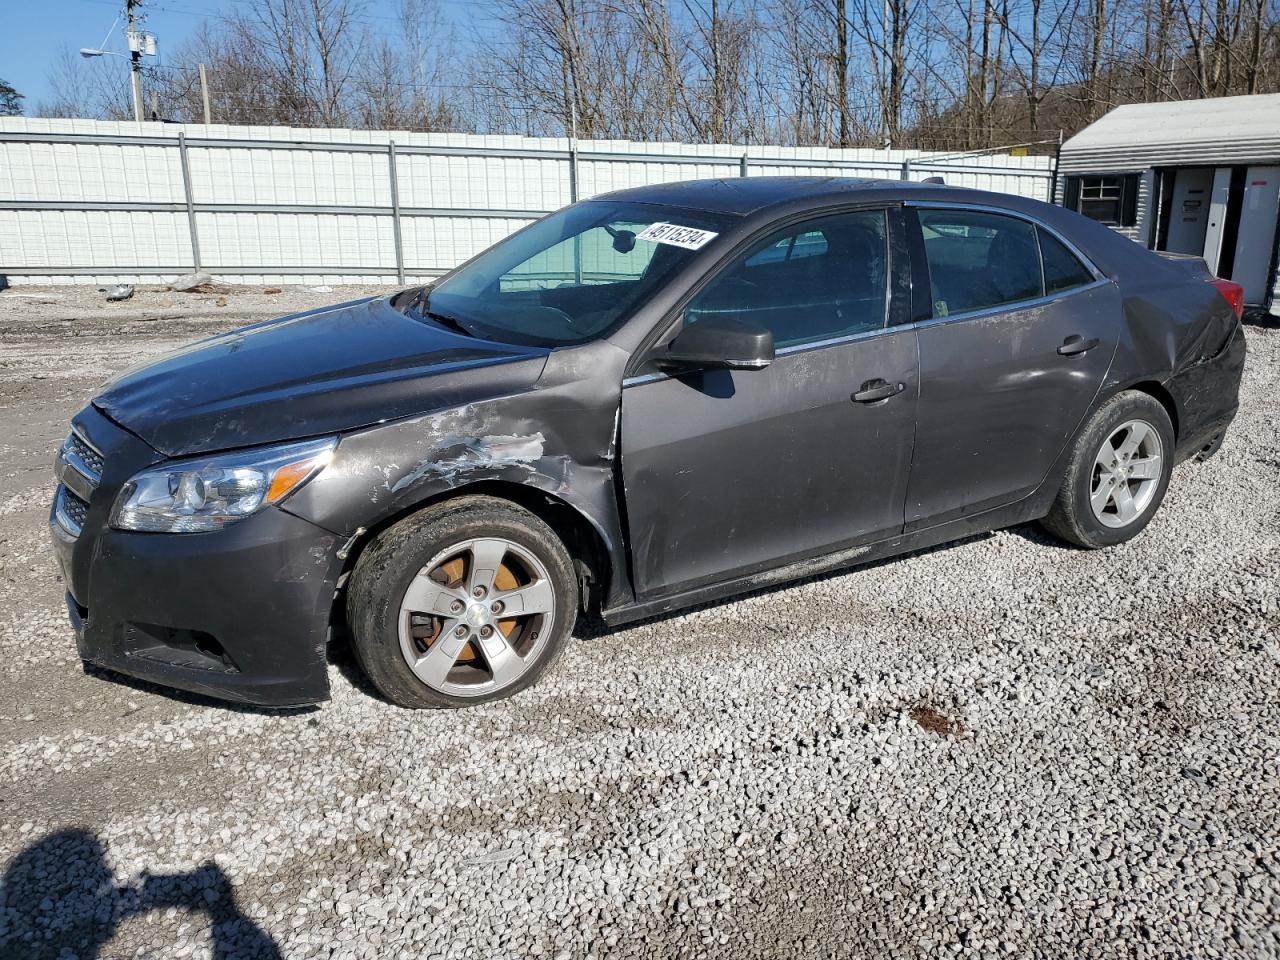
(1041, 391, 1175, 549)
(348, 496, 578, 708)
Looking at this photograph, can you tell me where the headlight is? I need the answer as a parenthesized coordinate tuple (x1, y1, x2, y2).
(111, 437, 336, 533)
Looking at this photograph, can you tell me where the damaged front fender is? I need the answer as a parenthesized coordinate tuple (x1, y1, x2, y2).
(282, 339, 635, 610)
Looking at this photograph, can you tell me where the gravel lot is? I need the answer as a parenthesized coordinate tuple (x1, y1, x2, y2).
(0, 284, 1277, 960)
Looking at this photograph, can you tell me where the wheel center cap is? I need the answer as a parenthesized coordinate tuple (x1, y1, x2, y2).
(464, 603, 489, 628)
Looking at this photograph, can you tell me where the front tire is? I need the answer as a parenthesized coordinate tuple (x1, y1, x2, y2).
(1041, 390, 1175, 549)
(347, 496, 578, 708)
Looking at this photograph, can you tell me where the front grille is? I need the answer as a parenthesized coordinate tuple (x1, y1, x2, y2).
(54, 485, 89, 537)
(64, 430, 104, 480)
(53, 427, 106, 533)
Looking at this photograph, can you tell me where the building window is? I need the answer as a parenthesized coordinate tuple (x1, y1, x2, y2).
(1064, 173, 1139, 227)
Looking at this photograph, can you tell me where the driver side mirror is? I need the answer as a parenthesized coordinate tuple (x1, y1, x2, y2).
(654, 316, 775, 373)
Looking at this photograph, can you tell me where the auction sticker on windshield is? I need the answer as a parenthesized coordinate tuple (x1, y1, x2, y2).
(635, 223, 719, 250)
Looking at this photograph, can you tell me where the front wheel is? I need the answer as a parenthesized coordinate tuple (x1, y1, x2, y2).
(347, 496, 578, 708)
(1041, 390, 1175, 549)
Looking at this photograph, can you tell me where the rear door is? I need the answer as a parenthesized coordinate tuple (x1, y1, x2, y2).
(620, 208, 919, 599)
(905, 205, 1120, 530)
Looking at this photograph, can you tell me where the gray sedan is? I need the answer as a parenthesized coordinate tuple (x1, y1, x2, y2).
(51, 177, 1245, 708)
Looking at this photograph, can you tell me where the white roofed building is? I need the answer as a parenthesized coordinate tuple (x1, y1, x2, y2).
(1057, 94, 1280, 308)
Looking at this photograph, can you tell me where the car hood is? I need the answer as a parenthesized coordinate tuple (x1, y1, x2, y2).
(94, 296, 549, 457)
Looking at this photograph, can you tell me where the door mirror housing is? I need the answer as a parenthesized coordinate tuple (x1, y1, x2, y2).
(654, 316, 775, 373)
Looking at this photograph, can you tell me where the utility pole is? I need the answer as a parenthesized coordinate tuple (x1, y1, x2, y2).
(127, 0, 143, 122)
(198, 63, 211, 124)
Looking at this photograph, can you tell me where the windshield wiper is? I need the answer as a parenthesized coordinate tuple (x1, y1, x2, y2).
(399, 284, 474, 338)
(423, 309, 473, 337)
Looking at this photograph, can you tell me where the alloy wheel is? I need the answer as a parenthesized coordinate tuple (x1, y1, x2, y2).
(398, 537, 556, 698)
(1089, 419, 1164, 529)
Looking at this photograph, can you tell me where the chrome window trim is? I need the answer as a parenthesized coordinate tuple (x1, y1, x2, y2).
(774, 322, 913, 358)
(622, 323, 914, 387)
(623, 372, 667, 387)
(904, 276, 1113, 331)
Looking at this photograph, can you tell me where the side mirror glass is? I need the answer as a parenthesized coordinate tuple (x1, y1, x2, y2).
(654, 316, 775, 373)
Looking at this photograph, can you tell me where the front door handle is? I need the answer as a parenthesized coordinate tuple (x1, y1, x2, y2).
(852, 379, 904, 403)
(1057, 334, 1100, 357)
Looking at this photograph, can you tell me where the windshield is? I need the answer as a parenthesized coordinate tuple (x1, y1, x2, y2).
(406, 201, 735, 347)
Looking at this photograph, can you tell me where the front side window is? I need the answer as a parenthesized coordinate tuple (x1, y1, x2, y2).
(418, 201, 735, 346)
(919, 209, 1042, 317)
(744, 230, 829, 266)
(683, 210, 888, 349)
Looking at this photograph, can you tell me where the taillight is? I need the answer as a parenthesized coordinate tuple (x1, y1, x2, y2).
(1210, 278, 1245, 320)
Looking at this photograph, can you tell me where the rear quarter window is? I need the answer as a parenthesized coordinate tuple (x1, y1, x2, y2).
(1038, 228, 1096, 294)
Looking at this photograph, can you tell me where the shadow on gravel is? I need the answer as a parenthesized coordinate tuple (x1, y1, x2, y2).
(573, 531, 996, 638)
(82, 663, 317, 718)
(1242, 307, 1278, 330)
(1003, 521, 1070, 549)
(0, 829, 281, 960)
(325, 627, 392, 704)
(321, 530, 1000, 701)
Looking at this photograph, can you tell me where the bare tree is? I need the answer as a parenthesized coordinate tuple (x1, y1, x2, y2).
(29, 0, 1280, 150)
(36, 47, 132, 120)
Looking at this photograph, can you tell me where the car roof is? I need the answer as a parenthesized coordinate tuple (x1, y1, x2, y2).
(591, 176, 948, 216)
(591, 175, 1164, 288)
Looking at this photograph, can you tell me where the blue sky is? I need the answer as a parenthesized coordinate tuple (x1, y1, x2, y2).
(1, 0, 475, 112)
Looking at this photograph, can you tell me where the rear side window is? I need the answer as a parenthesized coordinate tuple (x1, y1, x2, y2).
(684, 210, 888, 349)
(918, 209, 1042, 317)
(1038, 228, 1095, 294)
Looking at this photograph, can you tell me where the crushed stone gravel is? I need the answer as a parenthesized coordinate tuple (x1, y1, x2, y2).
(0, 286, 1277, 959)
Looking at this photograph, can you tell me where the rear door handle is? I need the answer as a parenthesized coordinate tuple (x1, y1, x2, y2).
(1057, 334, 1100, 356)
(852, 379, 904, 403)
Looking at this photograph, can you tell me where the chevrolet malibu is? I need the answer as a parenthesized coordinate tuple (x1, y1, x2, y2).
(51, 178, 1246, 708)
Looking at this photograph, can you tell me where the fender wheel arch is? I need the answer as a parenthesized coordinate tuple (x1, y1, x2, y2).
(332, 481, 613, 624)
(1107, 379, 1179, 441)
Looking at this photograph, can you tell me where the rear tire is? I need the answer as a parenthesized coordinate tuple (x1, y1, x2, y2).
(347, 496, 578, 708)
(1041, 390, 1175, 549)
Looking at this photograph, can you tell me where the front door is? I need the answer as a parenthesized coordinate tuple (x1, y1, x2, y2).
(905, 206, 1119, 530)
(620, 208, 918, 599)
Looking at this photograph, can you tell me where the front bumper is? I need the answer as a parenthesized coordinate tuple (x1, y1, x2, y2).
(49, 406, 342, 707)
